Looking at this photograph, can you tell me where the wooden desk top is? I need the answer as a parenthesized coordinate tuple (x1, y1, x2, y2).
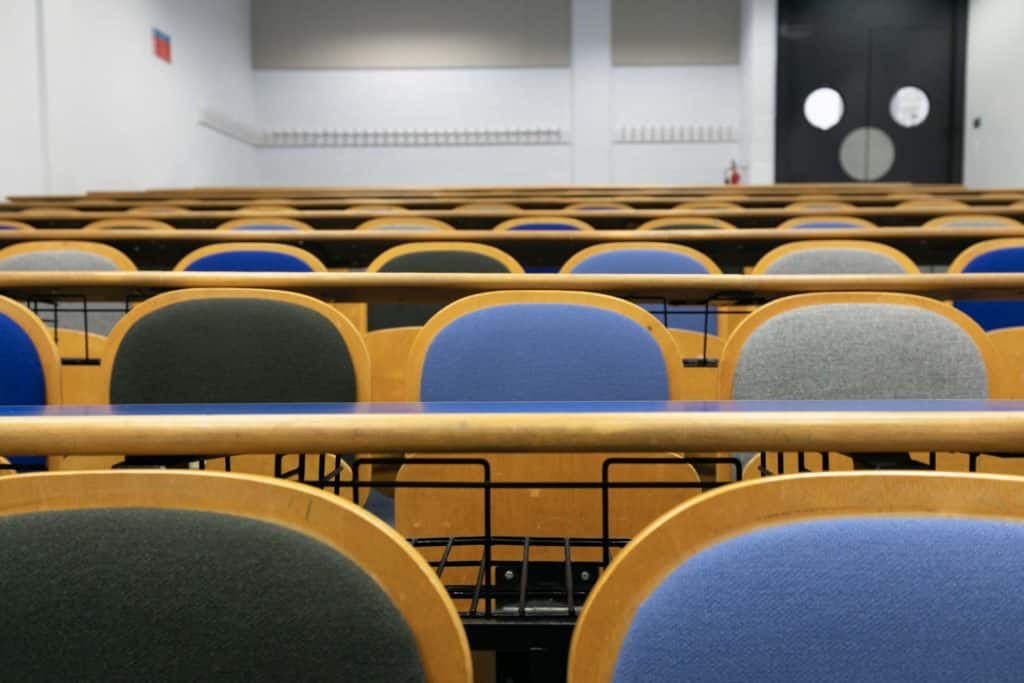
(6, 272, 1024, 303)
(4, 206, 1024, 229)
(2, 400, 1023, 454)
(0, 227, 1013, 269)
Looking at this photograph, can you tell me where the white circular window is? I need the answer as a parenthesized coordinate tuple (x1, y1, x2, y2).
(803, 87, 845, 131)
(839, 126, 895, 181)
(889, 86, 930, 128)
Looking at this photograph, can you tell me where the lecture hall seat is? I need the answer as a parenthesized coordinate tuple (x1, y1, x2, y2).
(569, 471, 1024, 682)
(0, 470, 470, 682)
(717, 292, 1006, 479)
(396, 290, 701, 565)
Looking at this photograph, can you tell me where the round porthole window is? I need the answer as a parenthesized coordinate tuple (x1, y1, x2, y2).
(889, 86, 930, 128)
(803, 87, 844, 131)
(839, 126, 895, 181)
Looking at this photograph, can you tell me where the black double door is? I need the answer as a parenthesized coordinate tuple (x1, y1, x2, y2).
(776, 0, 966, 183)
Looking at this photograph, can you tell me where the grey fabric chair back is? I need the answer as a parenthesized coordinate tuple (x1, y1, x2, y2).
(109, 297, 359, 404)
(0, 507, 424, 681)
(762, 248, 909, 274)
(731, 303, 989, 400)
(0, 250, 126, 335)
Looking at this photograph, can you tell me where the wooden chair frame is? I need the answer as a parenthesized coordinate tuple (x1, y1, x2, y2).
(124, 206, 190, 215)
(493, 216, 595, 231)
(368, 241, 525, 274)
(898, 199, 970, 209)
(215, 218, 314, 232)
(923, 215, 1024, 230)
(355, 217, 456, 232)
(568, 471, 1024, 682)
(453, 202, 521, 212)
(785, 201, 857, 210)
(173, 243, 327, 272)
(776, 215, 878, 230)
(0, 220, 37, 231)
(751, 240, 919, 275)
(563, 201, 633, 211)
(343, 205, 410, 213)
(83, 218, 175, 231)
(0, 470, 471, 682)
(233, 205, 298, 215)
(636, 216, 736, 231)
(672, 201, 742, 210)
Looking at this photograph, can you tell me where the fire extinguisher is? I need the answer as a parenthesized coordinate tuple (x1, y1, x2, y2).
(724, 159, 741, 185)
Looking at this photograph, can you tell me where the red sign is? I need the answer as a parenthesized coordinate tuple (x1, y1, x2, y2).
(153, 29, 171, 63)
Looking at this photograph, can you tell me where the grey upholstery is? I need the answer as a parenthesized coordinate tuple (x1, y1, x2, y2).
(762, 248, 908, 275)
(732, 304, 988, 400)
(368, 250, 513, 331)
(0, 508, 424, 682)
(110, 298, 359, 404)
(0, 250, 127, 335)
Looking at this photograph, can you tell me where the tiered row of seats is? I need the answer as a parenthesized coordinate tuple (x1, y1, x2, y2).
(3, 213, 1023, 231)
(5, 184, 1024, 681)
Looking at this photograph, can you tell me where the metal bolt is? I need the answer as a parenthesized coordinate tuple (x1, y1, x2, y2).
(579, 570, 592, 582)
(503, 570, 515, 581)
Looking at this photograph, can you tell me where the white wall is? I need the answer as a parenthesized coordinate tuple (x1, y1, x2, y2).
(254, 1, 743, 187)
(612, 66, 740, 184)
(0, 0, 47, 195)
(254, 68, 572, 185)
(4, 1, 764, 193)
(738, 0, 777, 184)
(28, 0, 256, 195)
(963, 0, 1024, 188)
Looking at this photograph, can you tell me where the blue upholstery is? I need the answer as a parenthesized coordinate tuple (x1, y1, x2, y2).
(0, 312, 48, 469)
(0, 313, 46, 406)
(420, 303, 670, 401)
(614, 516, 1024, 682)
(502, 221, 586, 231)
(0, 225, 23, 231)
(224, 224, 304, 231)
(955, 247, 1024, 330)
(183, 251, 316, 272)
(568, 249, 717, 335)
(788, 220, 864, 229)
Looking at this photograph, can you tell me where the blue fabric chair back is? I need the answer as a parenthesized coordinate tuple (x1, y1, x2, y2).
(420, 303, 670, 401)
(568, 249, 717, 335)
(788, 220, 865, 229)
(503, 221, 586, 231)
(0, 312, 46, 405)
(0, 311, 49, 469)
(614, 516, 1024, 682)
(955, 246, 1024, 330)
(183, 251, 316, 272)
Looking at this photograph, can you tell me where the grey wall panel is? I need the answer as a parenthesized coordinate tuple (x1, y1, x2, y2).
(253, 0, 571, 68)
(612, 0, 740, 66)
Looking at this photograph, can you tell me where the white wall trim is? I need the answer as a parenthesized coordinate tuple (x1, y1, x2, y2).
(615, 124, 737, 143)
(200, 108, 568, 147)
